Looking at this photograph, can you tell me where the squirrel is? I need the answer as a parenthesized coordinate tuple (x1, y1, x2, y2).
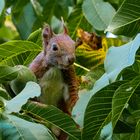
(29, 23, 79, 117)
(29, 23, 79, 140)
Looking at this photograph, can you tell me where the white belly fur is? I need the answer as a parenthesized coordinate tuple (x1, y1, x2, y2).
(39, 67, 68, 106)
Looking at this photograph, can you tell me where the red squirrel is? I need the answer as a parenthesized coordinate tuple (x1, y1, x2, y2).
(29, 24, 79, 115)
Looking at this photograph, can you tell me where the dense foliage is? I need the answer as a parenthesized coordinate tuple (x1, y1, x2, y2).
(0, 0, 140, 139)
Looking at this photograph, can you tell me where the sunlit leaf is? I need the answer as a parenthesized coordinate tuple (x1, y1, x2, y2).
(0, 65, 20, 82)
(0, 114, 54, 140)
(0, 0, 5, 15)
(82, 0, 116, 30)
(5, 82, 41, 114)
(76, 43, 106, 69)
(0, 40, 41, 66)
(106, 0, 140, 36)
(118, 59, 140, 81)
(104, 33, 140, 82)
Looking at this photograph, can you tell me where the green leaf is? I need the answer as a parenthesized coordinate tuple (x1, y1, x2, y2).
(0, 40, 41, 66)
(0, 25, 18, 40)
(104, 33, 140, 82)
(10, 65, 37, 94)
(0, 65, 20, 82)
(0, 87, 10, 100)
(0, 0, 5, 15)
(72, 90, 91, 127)
(68, 5, 92, 39)
(12, 2, 38, 39)
(23, 101, 81, 140)
(27, 28, 42, 46)
(5, 82, 41, 114)
(125, 109, 140, 126)
(112, 76, 140, 128)
(118, 59, 140, 81)
(106, 0, 140, 37)
(82, 81, 125, 140)
(104, 0, 124, 8)
(113, 133, 133, 140)
(82, 0, 116, 31)
(43, 0, 69, 23)
(0, 114, 54, 140)
(30, 0, 43, 17)
(130, 120, 140, 140)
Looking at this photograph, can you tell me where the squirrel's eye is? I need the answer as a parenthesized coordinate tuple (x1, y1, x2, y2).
(51, 43, 58, 51)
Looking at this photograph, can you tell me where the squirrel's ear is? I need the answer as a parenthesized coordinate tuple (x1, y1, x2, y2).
(42, 24, 53, 41)
(42, 24, 53, 55)
(61, 17, 68, 34)
(63, 24, 68, 34)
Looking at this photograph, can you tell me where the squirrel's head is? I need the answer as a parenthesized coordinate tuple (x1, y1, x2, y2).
(42, 24, 76, 69)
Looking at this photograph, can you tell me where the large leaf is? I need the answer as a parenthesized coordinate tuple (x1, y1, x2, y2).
(82, 0, 116, 31)
(76, 43, 106, 69)
(0, 40, 41, 66)
(23, 101, 81, 140)
(106, 0, 140, 37)
(0, 114, 54, 140)
(5, 82, 41, 114)
(67, 5, 92, 39)
(0, 65, 20, 82)
(12, 1, 38, 39)
(82, 81, 125, 140)
(104, 33, 140, 82)
(118, 58, 140, 81)
(112, 76, 140, 128)
(88, 34, 139, 93)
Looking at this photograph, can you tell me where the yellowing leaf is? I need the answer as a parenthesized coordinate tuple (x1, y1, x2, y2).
(76, 29, 127, 69)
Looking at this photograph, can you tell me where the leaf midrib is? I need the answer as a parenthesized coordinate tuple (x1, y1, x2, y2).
(0, 50, 40, 64)
(112, 80, 140, 128)
(108, 17, 140, 31)
(91, 0, 107, 27)
(23, 108, 80, 140)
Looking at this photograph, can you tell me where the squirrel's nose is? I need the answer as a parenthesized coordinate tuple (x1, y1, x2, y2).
(67, 55, 75, 65)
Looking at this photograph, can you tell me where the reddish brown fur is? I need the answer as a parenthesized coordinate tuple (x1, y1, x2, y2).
(29, 25, 79, 140)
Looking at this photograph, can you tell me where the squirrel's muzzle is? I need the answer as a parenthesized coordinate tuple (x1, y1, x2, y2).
(66, 55, 75, 66)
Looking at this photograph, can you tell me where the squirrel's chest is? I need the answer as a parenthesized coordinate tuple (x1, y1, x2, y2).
(39, 67, 68, 106)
